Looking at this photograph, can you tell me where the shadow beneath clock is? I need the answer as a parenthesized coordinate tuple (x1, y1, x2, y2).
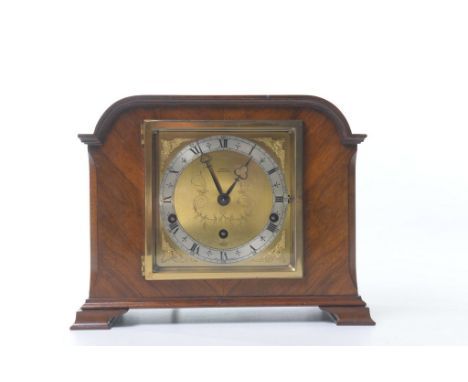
(120, 307, 327, 326)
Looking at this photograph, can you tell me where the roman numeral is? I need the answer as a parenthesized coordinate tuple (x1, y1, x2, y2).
(220, 251, 228, 263)
(219, 138, 228, 148)
(248, 144, 256, 155)
(268, 167, 278, 175)
(267, 222, 278, 233)
(163, 196, 172, 203)
(190, 242, 200, 254)
(189, 145, 201, 155)
(249, 245, 257, 253)
(275, 196, 284, 203)
(169, 169, 179, 174)
(169, 221, 179, 234)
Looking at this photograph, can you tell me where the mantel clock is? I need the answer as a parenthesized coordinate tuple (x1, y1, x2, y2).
(72, 95, 375, 329)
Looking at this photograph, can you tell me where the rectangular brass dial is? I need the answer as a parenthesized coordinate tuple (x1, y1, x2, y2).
(142, 120, 303, 280)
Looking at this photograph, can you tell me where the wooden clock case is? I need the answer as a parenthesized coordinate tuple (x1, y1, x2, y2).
(71, 95, 375, 329)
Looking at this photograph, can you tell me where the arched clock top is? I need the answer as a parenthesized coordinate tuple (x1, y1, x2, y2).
(78, 95, 366, 147)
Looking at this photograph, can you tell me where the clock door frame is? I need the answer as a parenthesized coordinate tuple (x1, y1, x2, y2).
(142, 120, 304, 280)
(72, 95, 375, 329)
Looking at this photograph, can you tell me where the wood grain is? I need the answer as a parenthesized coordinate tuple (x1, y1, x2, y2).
(73, 95, 374, 329)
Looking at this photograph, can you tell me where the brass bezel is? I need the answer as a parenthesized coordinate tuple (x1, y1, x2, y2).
(143, 120, 303, 280)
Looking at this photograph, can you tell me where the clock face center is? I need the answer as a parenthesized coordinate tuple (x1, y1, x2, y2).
(217, 194, 230, 206)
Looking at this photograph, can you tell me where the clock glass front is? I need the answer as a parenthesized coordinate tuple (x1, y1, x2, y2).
(142, 121, 303, 280)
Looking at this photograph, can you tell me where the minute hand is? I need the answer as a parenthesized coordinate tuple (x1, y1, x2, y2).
(200, 154, 224, 194)
(225, 157, 252, 196)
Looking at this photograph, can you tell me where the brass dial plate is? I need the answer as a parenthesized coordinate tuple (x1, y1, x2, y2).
(142, 120, 303, 280)
(161, 135, 287, 264)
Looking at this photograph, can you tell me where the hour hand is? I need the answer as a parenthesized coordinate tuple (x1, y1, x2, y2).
(225, 157, 251, 195)
(200, 153, 223, 195)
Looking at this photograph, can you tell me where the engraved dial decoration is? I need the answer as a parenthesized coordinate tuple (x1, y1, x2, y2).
(160, 135, 289, 264)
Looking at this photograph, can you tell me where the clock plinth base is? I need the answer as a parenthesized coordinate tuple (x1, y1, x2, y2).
(320, 306, 375, 326)
(70, 308, 129, 330)
(70, 297, 374, 329)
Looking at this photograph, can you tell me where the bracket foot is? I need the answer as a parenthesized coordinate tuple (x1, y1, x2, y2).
(70, 308, 129, 330)
(320, 306, 375, 326)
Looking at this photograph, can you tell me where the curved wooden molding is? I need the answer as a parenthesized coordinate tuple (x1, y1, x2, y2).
(77, 133, 102, 146)
(78, 95, 366, 146)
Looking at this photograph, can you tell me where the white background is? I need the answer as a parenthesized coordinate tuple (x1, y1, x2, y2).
(1, 0, 467, 378)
